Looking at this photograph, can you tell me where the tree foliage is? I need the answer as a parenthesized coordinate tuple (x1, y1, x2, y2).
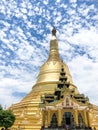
(0, 105, 3, 111)
(0, 106, 15, 130)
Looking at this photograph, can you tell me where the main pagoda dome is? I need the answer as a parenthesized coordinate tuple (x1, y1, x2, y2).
(10, 28, 98, 130)
(36, 27, 79, 94)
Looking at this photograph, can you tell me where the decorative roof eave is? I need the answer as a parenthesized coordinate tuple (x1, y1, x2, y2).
(40, 92, 89, 108)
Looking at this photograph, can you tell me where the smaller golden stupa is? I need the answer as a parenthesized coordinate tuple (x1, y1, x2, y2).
(10, 28, 98, 130)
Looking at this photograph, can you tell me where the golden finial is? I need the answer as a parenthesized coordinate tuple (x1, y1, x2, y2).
(52, 27, 56, 36)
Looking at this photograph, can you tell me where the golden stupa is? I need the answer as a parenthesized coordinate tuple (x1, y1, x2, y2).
(10, 28, 98, 130)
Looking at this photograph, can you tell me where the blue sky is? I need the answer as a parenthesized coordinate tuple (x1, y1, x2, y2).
(0, 0, 98, 108)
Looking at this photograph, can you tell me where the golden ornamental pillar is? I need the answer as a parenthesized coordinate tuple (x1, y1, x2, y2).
(74, 109, 78, 126)
(87, 110, 92, 127)
(41, 109, 45, 127)
(47, 110, 51, 127)
(44, 111, 48, 128)
(41, 109, 44, 127)
(58, 109, 62, 127)
(83, 110, 88, 127)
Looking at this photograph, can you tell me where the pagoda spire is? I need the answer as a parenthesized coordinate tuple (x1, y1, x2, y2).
(51, 27, 57, 40)
(36, 28, 73, 85)
(52, 27, 56, 36)
(47, 27, 60, 61)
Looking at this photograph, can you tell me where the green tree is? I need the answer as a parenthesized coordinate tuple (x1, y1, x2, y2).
(0, 105, 3, 111)
(0, 106, 16, 130)
(0, 106, 3, 127)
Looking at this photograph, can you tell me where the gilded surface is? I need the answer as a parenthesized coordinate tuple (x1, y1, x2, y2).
(10, 33, 98, 130)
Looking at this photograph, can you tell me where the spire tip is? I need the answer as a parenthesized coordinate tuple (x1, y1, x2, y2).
(52, 27, 56, 36)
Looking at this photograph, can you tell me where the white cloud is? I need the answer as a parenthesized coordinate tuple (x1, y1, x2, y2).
(43, 0, 48, 5)
(67, 28, 98, 48)
(70, 0, 77, 3)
